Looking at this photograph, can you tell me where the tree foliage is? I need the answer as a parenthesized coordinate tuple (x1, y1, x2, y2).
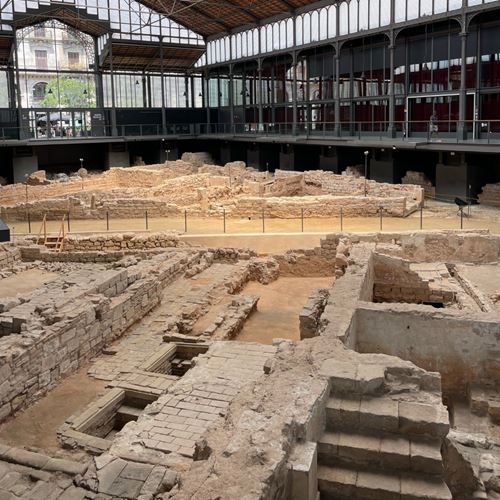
(39, 76, 95, 108)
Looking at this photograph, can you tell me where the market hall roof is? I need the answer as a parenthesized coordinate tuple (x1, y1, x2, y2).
(139, 0, 318, 38)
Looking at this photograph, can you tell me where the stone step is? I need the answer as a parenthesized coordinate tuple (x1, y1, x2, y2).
(318, 430, 443, 475)
(116, 405, 142, 420)
(319, 359, 386, 396)
(318, 465, 452, 500)
(325, 396, 449, 439)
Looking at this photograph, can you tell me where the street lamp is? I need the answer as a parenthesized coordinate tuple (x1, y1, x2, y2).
(79, 158, 84, 190)
(165, 149, 171, 163)
(364, 150, 369, 197)
(24, 173, 29, 204)
(468, 184, 472, 217)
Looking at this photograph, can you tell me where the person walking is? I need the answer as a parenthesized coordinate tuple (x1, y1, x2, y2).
(429, 110, 439, 140)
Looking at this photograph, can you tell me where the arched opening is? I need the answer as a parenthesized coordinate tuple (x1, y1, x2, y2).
(32, 81, 48, 103)
(16, 19, 98, 138)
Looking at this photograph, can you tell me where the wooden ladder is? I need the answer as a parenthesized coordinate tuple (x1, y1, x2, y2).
(36, 214, 66, 252)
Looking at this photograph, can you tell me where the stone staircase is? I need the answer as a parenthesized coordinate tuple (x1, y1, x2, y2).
(317, 360, 452, 500)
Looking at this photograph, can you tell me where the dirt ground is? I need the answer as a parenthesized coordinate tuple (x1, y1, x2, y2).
(0, 269, 58, 298)
(8, 201, 500, 237)
(0, 366, 106, 458)
(236, 276, 334, 344)
(456, 263, 500, 311)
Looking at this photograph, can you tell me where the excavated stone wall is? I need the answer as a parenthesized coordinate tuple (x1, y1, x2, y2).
(402, 171, 436, 198)
(1, 161, 426, 222)
(0, 244, 20, 269)
(354, 303, 500, 395)
(61, 232, 183, 252)
(317, 230, 500, 396)
(275, 169, 424, 205)
(478, 182, 500, 207)
(0, 251, 202, 421)
(229, 194, 409, 218)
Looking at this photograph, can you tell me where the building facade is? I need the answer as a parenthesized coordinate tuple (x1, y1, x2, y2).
(0, 0, 500, 200)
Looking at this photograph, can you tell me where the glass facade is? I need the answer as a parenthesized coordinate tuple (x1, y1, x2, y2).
(16, 21, 96, 109)
(0, 0, 500, 139)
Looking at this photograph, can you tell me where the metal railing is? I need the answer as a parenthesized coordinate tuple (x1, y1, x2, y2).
(2, 120, 500, 143)
(6, 195, 496, 241)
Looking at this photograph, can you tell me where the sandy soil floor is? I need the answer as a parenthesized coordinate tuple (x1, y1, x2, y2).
(0, 269, 58, 298)
(0, 366, 106, 458)
(236, 276, 334, 344)
(9, 202, 500, 237)
(456, 263, 500, 311)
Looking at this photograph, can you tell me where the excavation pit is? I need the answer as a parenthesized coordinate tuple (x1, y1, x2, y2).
(58, 388, 159, 454)
(141, 343, 210, 377)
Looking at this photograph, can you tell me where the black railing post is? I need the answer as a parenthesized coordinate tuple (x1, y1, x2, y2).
(27, 210, 31, 234)
(184, 210, 188, 233)
(106, 211, 109, 231)
(145, 210, 148, 230)
(379, 206, 383, 231)
(460, 207, 464, 230)
(67, 211, 71, 232)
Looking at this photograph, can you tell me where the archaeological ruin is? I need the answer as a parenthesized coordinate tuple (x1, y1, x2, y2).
(4, 0, 500, 495)
(0, 154, 499, 500)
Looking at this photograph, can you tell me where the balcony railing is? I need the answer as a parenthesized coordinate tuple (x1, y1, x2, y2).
(1, 120, 500, 143)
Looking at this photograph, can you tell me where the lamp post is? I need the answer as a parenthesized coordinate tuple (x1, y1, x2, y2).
(468, 183, 472, 217)
(364, 150, 369, 197)
(24, 173, 28, 204)
(24, 174, 30, 233)
(79, 158, 84, 190)
(165, 149, 171, 163)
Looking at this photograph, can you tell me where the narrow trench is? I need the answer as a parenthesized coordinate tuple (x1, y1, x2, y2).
(236, 276, 334, 344)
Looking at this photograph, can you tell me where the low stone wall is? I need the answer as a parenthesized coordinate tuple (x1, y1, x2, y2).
(323, 230, 500, 264)
(275, 169, 424, 205)
(229, 194, 409, 218)
(402, 171, 436, 199)
(264, 174, 305, 197)
(0, 251, 202, 421)
(478, 183, 500, 207)
(62, 232, 183, 252)
(299, 288, 329, 340)
(353, 302, 500, 395)
(0, 245, 20, 269)
(0, 167, 179, 207)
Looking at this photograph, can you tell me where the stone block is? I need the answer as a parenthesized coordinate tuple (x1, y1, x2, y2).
(398, 402, 449, 439)
(289, 442, 318, 500)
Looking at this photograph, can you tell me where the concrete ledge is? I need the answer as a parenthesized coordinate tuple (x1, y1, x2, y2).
(0, 444, 88, 476)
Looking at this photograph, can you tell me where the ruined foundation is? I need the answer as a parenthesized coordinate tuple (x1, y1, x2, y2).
(0, 161, 499, 499)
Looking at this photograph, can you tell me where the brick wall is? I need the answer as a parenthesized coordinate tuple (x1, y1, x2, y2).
(0, 245, 20, 269)
(230, 194, 408, 218)
(0, 251, 202, 421)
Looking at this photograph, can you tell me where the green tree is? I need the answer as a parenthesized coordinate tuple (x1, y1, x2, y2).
(39, 76, 96, 108)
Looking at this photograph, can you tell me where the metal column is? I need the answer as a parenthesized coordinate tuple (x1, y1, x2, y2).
(333, 45, 341, 137)
(159, 36, 167, 135)
(109, 39, 118, 136)
(258, 59, 263, 131)
(387, 36, 396, 138)
(457, 28, 469, 141)
(292, 51, 298, 135)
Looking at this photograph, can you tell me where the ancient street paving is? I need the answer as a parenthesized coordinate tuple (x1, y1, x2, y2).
(88, 262, 249, 381)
